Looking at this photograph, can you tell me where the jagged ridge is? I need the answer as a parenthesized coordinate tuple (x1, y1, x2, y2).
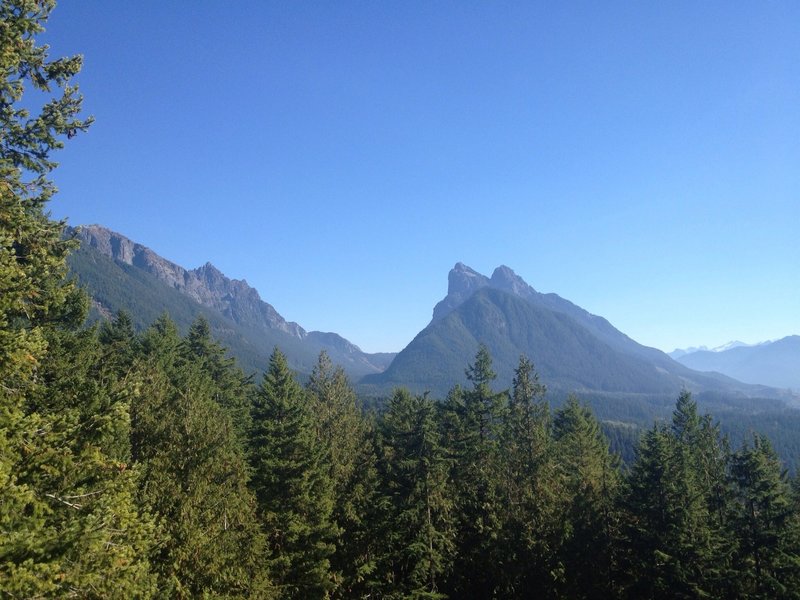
(69, 225, 394, 377)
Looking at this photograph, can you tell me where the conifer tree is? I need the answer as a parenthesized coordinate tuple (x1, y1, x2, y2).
(441, 344, 508, 598)
(250, 347, 336, 599)
(134, 318, 271, 598)
(730, 435, 800, 598)
(183, 315, 253, 440)
(378, 388, 454, 598)
(622, 392, 731, 599)
(552, 396, 620, 599)
(0, 3, 156, 595)
(3, 315, 156, 597)
(98, 309, 138, 377)
(306, 351, 384, 597)
(499, 355, 560, 597)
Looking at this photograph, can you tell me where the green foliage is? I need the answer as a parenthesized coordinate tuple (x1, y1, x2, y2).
(440, 344, 509, 598)
(1, 325, 156, 598)
(552, 396, 621, 599)
(67, 243, 283, 375)
(133, 319, 270, 598)
(306, 351, 384, 597)
(730, 435, 800, 598)
(250, 348, 335, 599)
(0, 3, 155, 596)
(8, 4, 800, 599)
(621, 392, 733, 599)
(0, 0, 89, 392)
(184, 315, 253, 440)
(498, 356, 561, 596)
(377, 389, 454, 598)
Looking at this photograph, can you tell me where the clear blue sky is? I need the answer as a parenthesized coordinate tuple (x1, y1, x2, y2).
(43, 1, 798, 354)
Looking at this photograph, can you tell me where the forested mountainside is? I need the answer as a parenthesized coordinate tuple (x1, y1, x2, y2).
(69, 228, 800, 465)
(68, 224, 394, 378)
(675, 335, 800, 391)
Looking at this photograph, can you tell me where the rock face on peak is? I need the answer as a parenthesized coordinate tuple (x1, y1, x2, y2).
(75, 225, 304, 338)
(68, 225, 394, 378)
(490, 265, 534, 298)
(430, 262, 663, 364)
(431, 263, 490, 322)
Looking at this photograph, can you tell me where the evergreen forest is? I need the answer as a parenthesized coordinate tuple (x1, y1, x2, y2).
(3, 2, 800, 598)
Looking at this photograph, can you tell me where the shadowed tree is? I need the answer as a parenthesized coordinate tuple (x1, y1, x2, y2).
(552, 396, 621, 599)
(183, 315, 253, 440)
(441, 344, 508, 598)
(622, 392, 732, 599)
(378, 388, 454, 598)
(133, 318, 271, 598)
(499, 355, 561, 597)
(730, 435, 800, 598)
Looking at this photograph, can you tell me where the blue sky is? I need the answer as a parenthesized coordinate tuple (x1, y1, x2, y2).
(43, 2, 798, 353)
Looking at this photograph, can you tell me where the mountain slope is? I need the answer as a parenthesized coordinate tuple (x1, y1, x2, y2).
(675, 336, 800, 391)
(362, 264, 789, 403)
(68, 225, 394, 378)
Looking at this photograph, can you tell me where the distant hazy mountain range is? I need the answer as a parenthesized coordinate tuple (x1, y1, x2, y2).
(361, 263, 790, 403)
(671, 337, 800, 391)
(669, 341, 756, 360)
(68, 225, 394, 378)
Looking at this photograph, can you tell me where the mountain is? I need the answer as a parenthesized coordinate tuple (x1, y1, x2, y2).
(674, 336, 800, 391)
(67, 225, 394, 378)
(362, 264, 791, 405)
(669, 340, 753, 359)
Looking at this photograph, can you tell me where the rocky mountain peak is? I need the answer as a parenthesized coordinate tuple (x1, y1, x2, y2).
(490, 265, 537, 298)
(430, 263, 491, 323)
(448, 262, 489, 296)
(74, 224, 305, 339)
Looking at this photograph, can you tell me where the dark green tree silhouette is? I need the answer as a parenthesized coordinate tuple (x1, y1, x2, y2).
(183, 315, 253, 440)
(441, 344, 508, 598)
(622, 392, 731, 599)
(552, 396, 621, 599)
(378, 388, 454, 598)
(731, 435, 800, 598)
(499, 355, 560, 597)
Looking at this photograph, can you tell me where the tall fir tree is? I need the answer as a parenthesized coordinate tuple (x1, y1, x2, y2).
(250, 347, 336, 599)
(97, 309, 139, 378)
(441, 344, 508, 598)
(498, 355, 560, 597)
(730, 435, 800, 598)
(306, 350, 384, 597)
(377, 388, 454, 599)
(183, 315, 253, 440)
(622, 392, 731, 599)
(552, 396, 621, 600)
